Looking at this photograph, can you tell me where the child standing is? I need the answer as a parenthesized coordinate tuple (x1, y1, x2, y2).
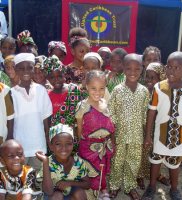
(0, 36, 16, 71)
(109, 54, 150, 199)
(17, 30, 38, 56)
(0, 139, 41, 199)
(36, 123, 90, 200)
(10, 53, 52, 171)
(66, 27, 90, 85)
(75, 70, 115, 199)
(44, 55, 82, 127)
(140, 46, 161, 85)
(97, 47, 112, 71)
(48, 41, 67, 63)
(142, 52, 182, 200)
(0, 82, 14, 144)
(4, 55, 20, 87)
(107, 48, 127, 93)
(137, 62, 167, 189)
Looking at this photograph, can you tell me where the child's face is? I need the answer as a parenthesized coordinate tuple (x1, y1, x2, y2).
(83, 57, 100, 75)
(47, 70, 65, 90)
(50, 133, 73, 162)
(166, 58, 182, 83)
(1, 42, 16, 58)
(51, 48, 66, 62)
(110, 54, 124, 73)
(5, 61, 16, 79)
(0, 143, 25, 176)
(33, 68, 46, 85)
(86, 77, 106, 102)
(145, 70, 160, 93)
(15, 61, 34, 83)
(124, 60, 142, 83)
(143, 51, 160, 68)
(98, 51, 110, 67)
(20, 45, 38, 57)
(71, 42, 90, 63)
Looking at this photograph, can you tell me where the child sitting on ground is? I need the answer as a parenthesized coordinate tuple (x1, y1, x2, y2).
(36, 123, 90, 200)
(0, 139, 41, 200)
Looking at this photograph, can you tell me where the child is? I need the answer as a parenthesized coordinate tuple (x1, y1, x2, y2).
(0, 139, 41, 199)
(137, 62, 167, 189)
(142, 51, 182, 200)
(10, 53, 52, 171)
(66, 27, 90, 85)
(48, 41, 67, 62)
(17, 30, 38, 56)
(33, 55, 53, 90)
(109, 54, 150, 199)
(4, 55, 20, 87)
(36, 123, 90, 200)
(44, 55, 82, 127)
(140, 46, 161, 85)
(75, 70, 115, 199)
(107, 48, 128, 93)
(97, 46, 112, 71)
(82, 52, 110, 103)
(0, 82, 14, 144)
(0, 36, 16, 71)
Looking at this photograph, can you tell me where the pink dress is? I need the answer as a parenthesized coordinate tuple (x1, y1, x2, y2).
(75, 99, 115, 190)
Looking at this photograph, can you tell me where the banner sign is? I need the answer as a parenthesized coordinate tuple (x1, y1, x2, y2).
(70, 3, 131, 47)
(62, 0, 138, 63)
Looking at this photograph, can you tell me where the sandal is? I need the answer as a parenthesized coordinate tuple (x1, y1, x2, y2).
(109, 189, 120, 199)
(127, 189, 141, 200)
(169, 189, 182, 200)
(157, 174, 170, 186)
(137, 178, 145, 190)
(141, 186, 155, 200)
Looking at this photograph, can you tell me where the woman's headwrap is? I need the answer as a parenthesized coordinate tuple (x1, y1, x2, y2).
(48, 41, 67, 56)
(49, 123, 74, 142)
(35, 55, 47, 69)
(84, 52, 103, 68)
(43, 55, 63, 75)
(146, 62, 166, 81)
(69, 36, 89, 47)
(17, 30, 36, 48)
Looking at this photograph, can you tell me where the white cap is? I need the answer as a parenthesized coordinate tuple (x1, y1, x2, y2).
(14, 53, 35, 65)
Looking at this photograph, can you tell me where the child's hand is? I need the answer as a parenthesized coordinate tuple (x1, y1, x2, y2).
(56, 181, 71, 190)
(35, 151, 48, 163)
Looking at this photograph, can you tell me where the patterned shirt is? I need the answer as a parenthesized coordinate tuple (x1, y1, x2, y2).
(0, 71, 11, 87)
(0, 165, 41, 199)
(37, 155, 88, 196)
(109, 82, 150, 144)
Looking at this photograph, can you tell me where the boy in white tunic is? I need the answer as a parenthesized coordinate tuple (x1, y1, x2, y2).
(143, 51, 182, 200)
(10, 53, 52, 172)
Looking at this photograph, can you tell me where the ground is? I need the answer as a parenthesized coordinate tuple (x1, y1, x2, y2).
(115, 165, 182, 200)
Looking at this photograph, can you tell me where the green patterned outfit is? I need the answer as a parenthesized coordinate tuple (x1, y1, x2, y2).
(108, 82, 150, 193)
(107, 73, 125, 93)
(37, 154, 88, 196)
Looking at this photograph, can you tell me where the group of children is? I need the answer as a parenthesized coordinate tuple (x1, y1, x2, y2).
(0, 26, 182, 200)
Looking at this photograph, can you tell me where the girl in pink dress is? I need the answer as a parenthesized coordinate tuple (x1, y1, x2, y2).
(75, 70, 115, 200)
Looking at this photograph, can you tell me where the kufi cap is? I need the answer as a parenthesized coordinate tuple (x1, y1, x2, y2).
(14, 53, 35, 65)
(49, 123, 74, 142)
(84, 52, 103, 68)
